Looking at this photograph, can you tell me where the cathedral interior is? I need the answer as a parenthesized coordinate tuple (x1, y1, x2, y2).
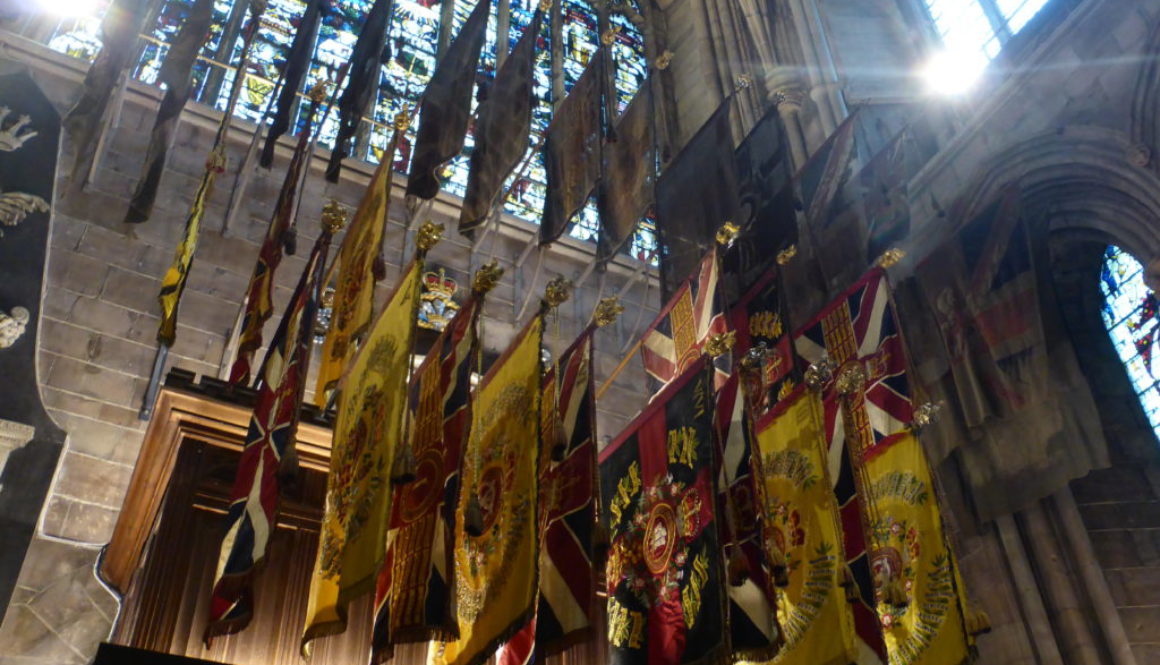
(0, 0, 1159, 663)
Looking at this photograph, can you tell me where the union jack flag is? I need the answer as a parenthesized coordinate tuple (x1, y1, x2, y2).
(792, 268, 913, 665)
(204, 222, 334, 642)
(499, 326, 597, 665)
(641, 249, 728, 394)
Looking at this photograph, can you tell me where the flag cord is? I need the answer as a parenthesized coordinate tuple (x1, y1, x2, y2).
(595, 337, 642, 401)
(516, 246, 547, 322)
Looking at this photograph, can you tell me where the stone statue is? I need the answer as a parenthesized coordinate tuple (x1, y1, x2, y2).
(0, 306, 29, 349)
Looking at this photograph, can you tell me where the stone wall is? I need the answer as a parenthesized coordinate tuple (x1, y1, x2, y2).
(0, 32, 659, 664)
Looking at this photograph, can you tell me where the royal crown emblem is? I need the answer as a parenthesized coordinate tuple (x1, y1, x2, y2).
(418, 267, 460, 331)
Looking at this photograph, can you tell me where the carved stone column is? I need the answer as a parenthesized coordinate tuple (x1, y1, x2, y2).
(772, 86, 809, 169)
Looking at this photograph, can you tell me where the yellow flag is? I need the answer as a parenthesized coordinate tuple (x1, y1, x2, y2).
(314, 157, 394, 405)
(862, 432, 971, 665)
(430, 315, 543, 665)
(753, 388, 857, 665)
(303, 260, 421, 648)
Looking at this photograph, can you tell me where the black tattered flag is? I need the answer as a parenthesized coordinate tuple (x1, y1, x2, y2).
(325, 0, 393, 182)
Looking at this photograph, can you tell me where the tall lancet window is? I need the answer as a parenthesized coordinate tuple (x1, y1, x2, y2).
(1100, 246, 1160, 439)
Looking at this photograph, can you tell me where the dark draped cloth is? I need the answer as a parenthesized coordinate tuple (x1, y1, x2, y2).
(325, 0, 393, 182)
(539, 52, 603, 245)
(596, 87, 653, 264)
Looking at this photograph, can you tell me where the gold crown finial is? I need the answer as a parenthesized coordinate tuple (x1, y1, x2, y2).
(704, 331, 736, 358)
(776, 244, 797, 265)
(543, 276, 572, 309)
(321, 199, 348, 234)
(205, 147, 227, 174)
(601, 27, 620, 46)
(538, 0, 551, 11)
(472, 260, 505, 295)
(415, 219, 444, 253)
(307, 81, 328, 104)
(716, 221, 741, 247)
(655, 50, 674, 70)
(875, 248, 906, 268)
(594, 297, 625, 327)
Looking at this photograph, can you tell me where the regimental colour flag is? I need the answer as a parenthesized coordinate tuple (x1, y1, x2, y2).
(499, 325, 598, 665)
(314, 143, 398, 406)
(793, 268, 914, 665)
(370, 276, 492, 663)
(641, 249, 728, 394)
(540, 51, 603, 245)
(862, 431, 973, 665)
(261, 0, 329, 167)
(596, 86, 653, 264)
(325, 0, 393, 181)
(715, 375, 781, 660)
(303, 259, 424, 648)
(752, 386, 859, 665)
(230, 91, 325, 385)
(731, 265, 795, 415)
(205, 211, 338, 641)
(430, 312, 544, 665)
(600, 359, 727, 665)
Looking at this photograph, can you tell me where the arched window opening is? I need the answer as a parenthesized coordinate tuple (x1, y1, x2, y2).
(922, 0, 1051, 71)
(1099, 245, 1160, 439)
(40, 0, 655, 263)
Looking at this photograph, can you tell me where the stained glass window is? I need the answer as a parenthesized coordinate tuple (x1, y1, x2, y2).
(923, 0, 1052, 61)
(40, 0, 655, 263)
(1099, 246, 1160, 440)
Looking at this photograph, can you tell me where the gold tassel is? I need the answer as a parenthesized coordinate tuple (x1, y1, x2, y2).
(390, 442, 417, 485)
(465, 493, 485, 537)
(966, 607, 992, 636)
(727, 545, 750, 587)
(842, 565, 859, 602)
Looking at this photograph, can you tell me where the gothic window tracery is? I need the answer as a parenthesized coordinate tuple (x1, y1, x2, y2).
(41, 0, 656, 262)
(922, 0, 1051, 61)
(1100, 245, 1160, 440)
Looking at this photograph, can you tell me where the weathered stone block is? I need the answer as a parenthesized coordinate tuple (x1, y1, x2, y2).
(44, 354, 141, 407)
(98, 266, 160, 316)
(47, 251, 107, 298)
(53, 452, 133, 509)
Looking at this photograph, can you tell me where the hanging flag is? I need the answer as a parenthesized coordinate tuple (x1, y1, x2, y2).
(862, 129, 915, 262)
(314, 134, 400, 405)
(406, 0, 493, 200)
(325, 0, 393, 181)
(204, 204, 344, 641)
(655, 100, 738, 298)
(540, 51, 603, 245)
(751, 386, 858, 665)
(156, 3, 266, 346)
(458, 7, 545, 236)
(429, 310, 545, 665)
(260, 0, 330, 168)
(861, 431, 973, 665)
(715, 375, 781, 660)
(302, 224, 439, 648)
(63, 0, 151, 182)
(798, 115, 857, 229)
(600, 360, 727, 665)
(793, 268, 916, 665)
(499, 323, 599, 665)
(640, 249, 727, 394)
(230, 85, 327, 386)
(369, 264, 502, 664)
(596, 87, 653, 264)
(730, 266, 795, 415)
(125, 0, 215, 225)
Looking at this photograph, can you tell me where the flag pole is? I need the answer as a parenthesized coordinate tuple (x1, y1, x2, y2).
(221, 67, 288, 236)
(138, 344, 169, 420)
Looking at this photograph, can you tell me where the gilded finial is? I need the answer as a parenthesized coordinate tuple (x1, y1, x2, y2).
(543, 276, 572, 309)
(393, 106, 411, 132)
(601, 27, 620, 46)
(655, 50, 674, 70)
(704, 331, 736, 358)
(739, 342, 769, 370)
(716, 221, 741, 247)
(835, 362, 867, 396)
(538, 0, 551, 11)
(875, 248, 906, 269)
(472, 260, 505, 295)
(909, 401, 943, 431)
(735, 74, 753, 91)
(776, 244, 797, 265)
(321, 199, 348, 234)
(804, 354, 835, 391)
(307, 81, 328, 104)
(415, 219, 444, 253)
(594, 297, 625, 327)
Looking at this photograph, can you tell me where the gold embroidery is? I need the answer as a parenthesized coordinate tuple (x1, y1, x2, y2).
(608, 598, 645, 649)
(666, 427, 698, 468)
(610, 462, 641, 526)
(681, 551, 710, 628)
